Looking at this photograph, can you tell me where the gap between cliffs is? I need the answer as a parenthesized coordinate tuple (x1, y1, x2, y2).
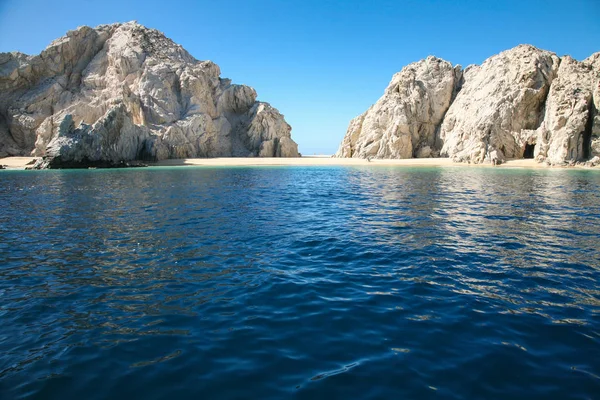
(433, 66, 464, 152)
(583, 98, 595, 160)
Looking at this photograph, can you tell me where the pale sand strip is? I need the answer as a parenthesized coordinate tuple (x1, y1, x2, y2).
(0, 156, 596, 169)
(152, 157, 545, 168)
(0, 157, 37, 168)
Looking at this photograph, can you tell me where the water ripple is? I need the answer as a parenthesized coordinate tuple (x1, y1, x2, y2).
(0, 166, 599, 399)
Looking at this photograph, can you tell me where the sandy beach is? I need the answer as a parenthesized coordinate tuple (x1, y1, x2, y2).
(151, 156, 553, 169)
(1, 156, 595, 170)
(0, 157, 37, 169)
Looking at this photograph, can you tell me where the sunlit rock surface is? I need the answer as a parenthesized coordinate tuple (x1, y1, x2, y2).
(335, 56, 462, 159)
(0, 22, 299, 167)
(336, 45, 599, 165)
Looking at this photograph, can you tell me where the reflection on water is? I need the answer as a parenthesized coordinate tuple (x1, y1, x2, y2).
(0, 166, 599, 399)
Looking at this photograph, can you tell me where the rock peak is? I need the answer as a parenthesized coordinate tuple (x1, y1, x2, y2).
(337, 54, 460, 159)
(0, 22, 299, 164)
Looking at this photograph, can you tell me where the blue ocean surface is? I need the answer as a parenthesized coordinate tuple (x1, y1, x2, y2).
(0, 166, 599, 399)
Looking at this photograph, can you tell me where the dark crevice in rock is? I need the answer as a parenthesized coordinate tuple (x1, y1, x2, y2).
(172, 72, 185, 120)
(533, 58, 560, 131)
(432, 124, 444, 153)
(534, 95, 548, 130)
(533, 72, 555, 131)
(137, 139, 158, 161)
(582, 99, 595, 160)
(451, 66, 465, 103)
(523, 143, 535, 158)
(0, 113, 21, 156)
(434, 65, 464, 152)
(500, 145, 507, 157)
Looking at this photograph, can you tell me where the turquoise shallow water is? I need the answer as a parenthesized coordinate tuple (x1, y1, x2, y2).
(0, 166, 599, 399)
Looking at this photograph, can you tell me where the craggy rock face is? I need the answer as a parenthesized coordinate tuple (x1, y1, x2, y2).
(336, 45, 600, 165)
(540, 54, 600, 164)
(0, 22, 299, 165)
(587, 54, 600, 159)
(335, 56, 462, 159)
(440, 45, 560, 163)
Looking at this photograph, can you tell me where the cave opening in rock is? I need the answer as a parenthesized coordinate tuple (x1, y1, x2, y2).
(523, 143, 535, 159)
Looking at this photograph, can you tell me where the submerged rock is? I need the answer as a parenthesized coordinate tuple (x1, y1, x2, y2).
(0, 22, 299, 167)
(336, 45, 600, 165)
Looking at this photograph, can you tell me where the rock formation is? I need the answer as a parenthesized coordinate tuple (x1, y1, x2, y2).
(0, 22, 299, 167)
(335, 56, 462, 159)
(336, 45, 600, 165)
(539, 54, 600, 163)
(439, 45, 559, 163)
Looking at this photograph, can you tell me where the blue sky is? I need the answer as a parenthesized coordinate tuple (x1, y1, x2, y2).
(1, 0, 599, 154)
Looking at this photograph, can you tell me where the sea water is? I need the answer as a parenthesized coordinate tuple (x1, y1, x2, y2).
(0, 166, 599, 399)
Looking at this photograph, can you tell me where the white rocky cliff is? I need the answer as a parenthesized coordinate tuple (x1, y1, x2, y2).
(335, 56, 462, 159)
(336, 45, 600, 165)
(0, 22, 299, 167)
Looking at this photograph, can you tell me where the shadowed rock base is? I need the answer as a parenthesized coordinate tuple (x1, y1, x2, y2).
(32, 157, 148, 169)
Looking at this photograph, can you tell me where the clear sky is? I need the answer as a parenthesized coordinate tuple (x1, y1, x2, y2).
(1, 0, 599, 154)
